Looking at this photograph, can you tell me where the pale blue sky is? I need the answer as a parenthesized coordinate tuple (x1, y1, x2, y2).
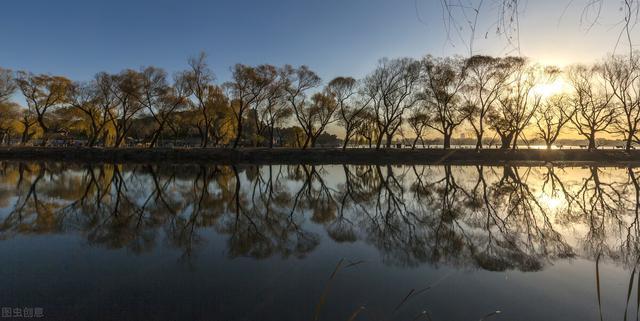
(0, 0, 636, 83)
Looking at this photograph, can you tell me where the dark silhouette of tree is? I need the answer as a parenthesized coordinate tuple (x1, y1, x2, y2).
(363, 58, 421, 149)
(107, 70, 145, 147)
(327, 77, 368, 149)
(139, 67, 192, 147)
(354, 110, 378, 148)
(462, 56, 512, 149)
(533, 94, 575, 149)
(487, 58, 541, 149)
(565, 64, 617, 150)
(66, 79, 111, 146)
(420, 55, 468, 149)
(225, 64, 275, 148)
(283, 65, 328, 149)
(184, 52, 231, 148)
(253, 66, 290, 148)
(406, 108, 429, 149)
(602, 54, 640, 151)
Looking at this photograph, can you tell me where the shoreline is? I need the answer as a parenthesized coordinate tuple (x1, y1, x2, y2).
(0, 147, 638, 166)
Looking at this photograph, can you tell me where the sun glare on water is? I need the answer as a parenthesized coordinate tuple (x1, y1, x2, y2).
(538, 192, 565, 210)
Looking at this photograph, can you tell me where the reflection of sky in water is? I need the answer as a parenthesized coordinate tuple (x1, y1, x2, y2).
(0, 162, 639, 320)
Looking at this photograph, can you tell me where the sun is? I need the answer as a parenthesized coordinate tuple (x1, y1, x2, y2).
(533, 78, 569, 98)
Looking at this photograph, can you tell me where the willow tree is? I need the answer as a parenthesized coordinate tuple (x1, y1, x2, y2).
(139, 67, 191, 148)
(16, 72, 71, 146)
(282, 65, 323, 148)
(363, 58, 421, 148)
(184, 53, 226, 148)
(533, 94, 574, 149)
(327, 77, 368, 149)
(291, 91, 337, 149)
(420, 55, 467, 149)
(487, 58, 544, 149)
(462, 56, 512, 149)
(602, 54, 640, 151)
(407, 108, 429, 149)
(225, 64, 275, 148)
(67, 79, 113, 147)
(107, 70, 145, 147)
(254, 67, 290, 148)
(248, 65, 281, 147)
(566, 64, 617, 150)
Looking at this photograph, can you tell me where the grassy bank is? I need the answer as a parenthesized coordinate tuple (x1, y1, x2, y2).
(0, 147, 639, 165)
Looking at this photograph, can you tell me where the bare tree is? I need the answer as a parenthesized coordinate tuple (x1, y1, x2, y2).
(363, 58, 421, 148)
(407, 108, 429, 149)
(533, 94, 574, 149)
(420, 55, 468, 149)
(16, 72, 71, 146)
(282, 65, 323, 148)
(292, 91, 338, 149)
(602, 54, 640, 150)
(248, 65, 280, 147)
(487, 58, 542, 149)
(354, 110, 378, 148)
(256, 68, 290, 148)
(462, 56, 511, 149)
(327, 77, 368, 149)
(225, 64, 274, 148)
(184, 52, 221, 148)
(139, 67, 191, 147)
(566, 64, 617, 150)
(107, 70, 144, 147)
(67, 80, 112, 147)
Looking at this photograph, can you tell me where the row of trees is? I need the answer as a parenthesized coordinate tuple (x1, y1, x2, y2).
(2, 52, 640, 150)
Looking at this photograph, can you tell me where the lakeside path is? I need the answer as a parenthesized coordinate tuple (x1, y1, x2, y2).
(0, 147, 640, 165)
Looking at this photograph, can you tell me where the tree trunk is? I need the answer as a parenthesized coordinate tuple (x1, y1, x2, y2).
(37, 116, 48, 147)
(475, 125, 483, 150)
(342, 128, 352, 150)
(443, 133, 451, 149)
(301, 134, 310, 149)
(310, 135, 317, 148)
(149, 130, 161, 148)
(375, 132, 384, 149)
(269, 125, 275, 148)
(21, 126, 29, 145)
(588, 135, 596, 150)
(499, 132, 513, 150)
(385, 133, 392, 148)
(626, 134, 633, 151)
(475, 136, 482, 150)
(232, 116, 243, 148)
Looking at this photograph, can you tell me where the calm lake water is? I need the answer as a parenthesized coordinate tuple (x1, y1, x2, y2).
(1, 162, 640, 320)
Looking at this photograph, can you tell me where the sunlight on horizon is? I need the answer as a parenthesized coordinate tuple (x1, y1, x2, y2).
(533, 77, 570, 98)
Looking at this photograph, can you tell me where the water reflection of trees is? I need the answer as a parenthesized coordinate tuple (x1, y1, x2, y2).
(2, 161, 640, 271)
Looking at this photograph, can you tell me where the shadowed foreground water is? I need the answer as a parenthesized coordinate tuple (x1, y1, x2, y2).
(1, 162, 640, 320)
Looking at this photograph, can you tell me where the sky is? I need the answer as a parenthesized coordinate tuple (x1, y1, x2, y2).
(1, 0, 637, 85)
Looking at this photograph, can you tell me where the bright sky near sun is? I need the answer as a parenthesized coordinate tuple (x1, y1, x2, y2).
(0, 0, 637, 84)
